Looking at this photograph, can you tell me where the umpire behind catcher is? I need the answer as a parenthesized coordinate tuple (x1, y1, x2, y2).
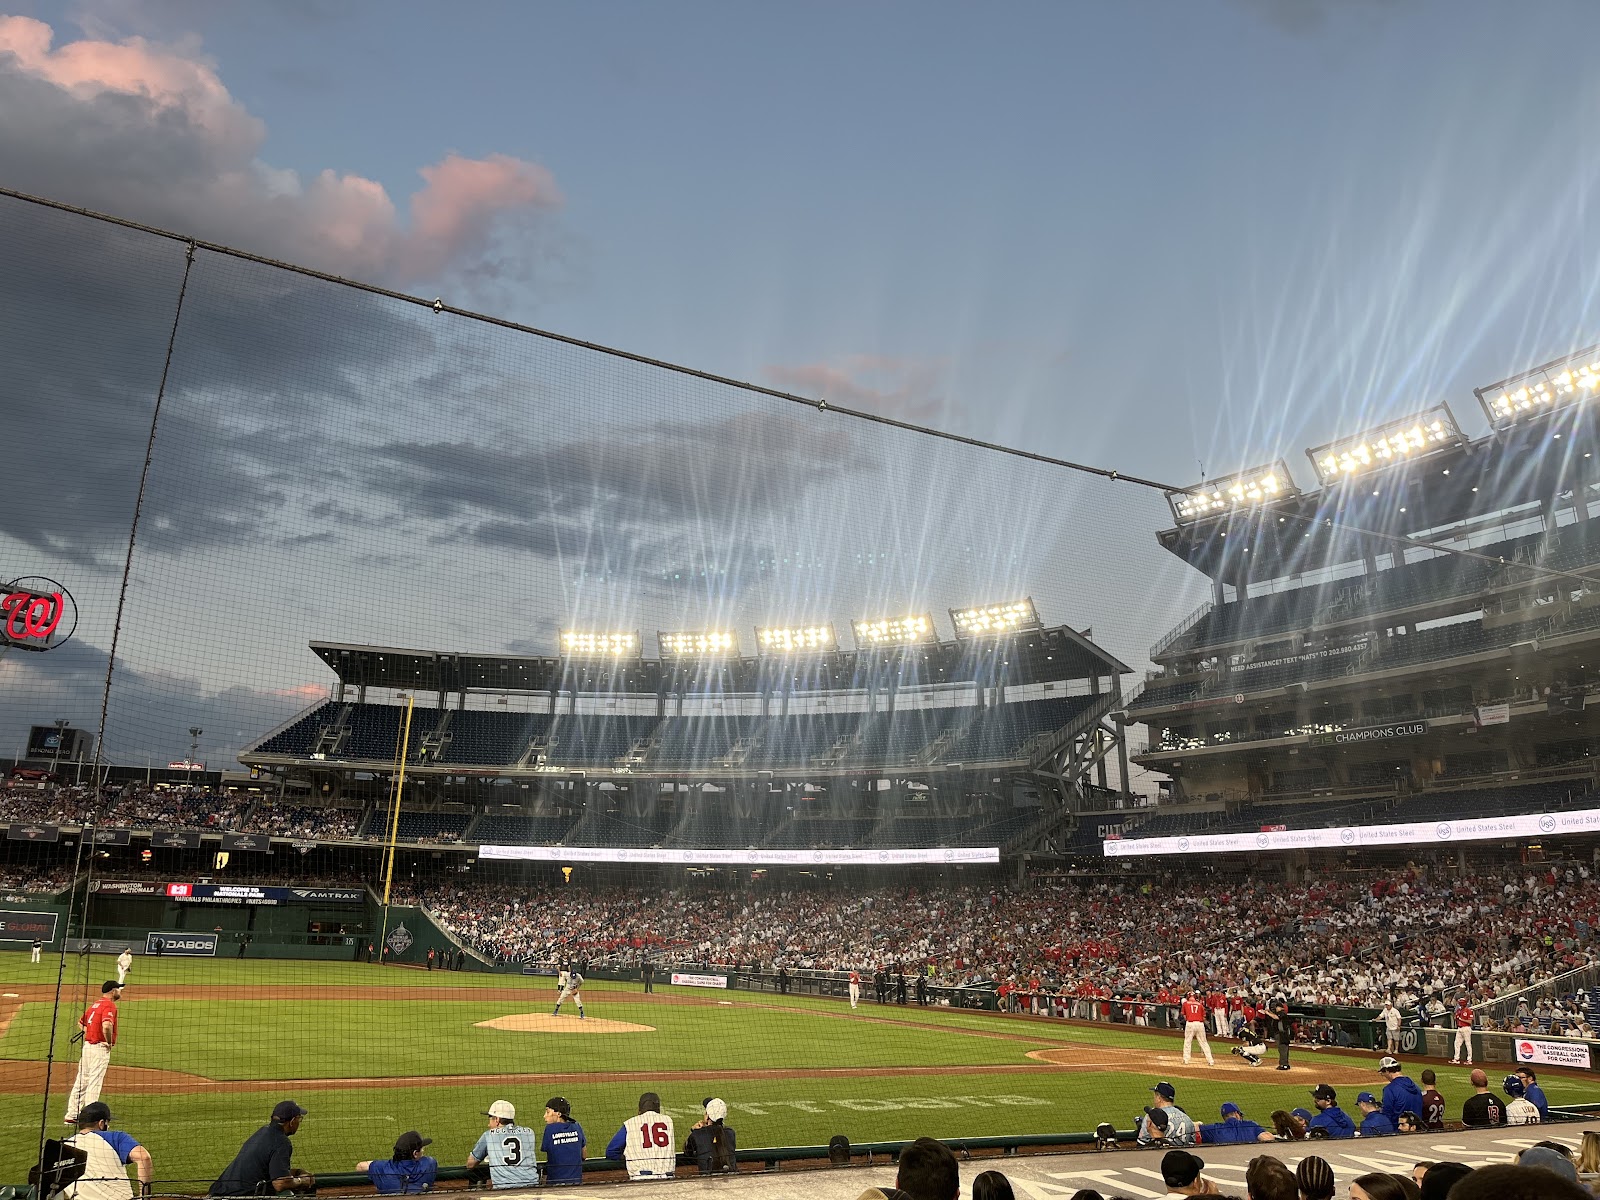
(210, 1101, 314, 1196)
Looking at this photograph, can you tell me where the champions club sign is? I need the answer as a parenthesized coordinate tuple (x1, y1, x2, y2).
(0, 577, 77, 653)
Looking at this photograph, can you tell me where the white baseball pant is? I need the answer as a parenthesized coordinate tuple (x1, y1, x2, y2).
(1183, 1020, 1215, 1065)
(1454, 1027, 1472, 1062)
(1212, 1007, 1228, 1037)
(65, 1041, 111, 1120)
(31, 946, 40, 963)
(849, 983, 860, 1008)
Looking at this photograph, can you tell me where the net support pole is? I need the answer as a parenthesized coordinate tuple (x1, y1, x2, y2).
(377, 696, 416, 958)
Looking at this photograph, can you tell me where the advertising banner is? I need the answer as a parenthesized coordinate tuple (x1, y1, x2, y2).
(146, 931, 218, 956)
(1515, 1038, 1592, 1069)
(1105, 805, 1600, 858)
(89, 828, 132, 846)
(220, 833, 271, 853)
(167, 883, 363, 906)
(7, 823, 59, 843)
(671, 972, 729, 989)
(1476, 703, 1511, 727)
(1308, 720, 1427, 748)
(152, 831, 202, 849)
(481, 845, 999, 866)
(90, 880, 164, 896)
(0, 909, 59, 943)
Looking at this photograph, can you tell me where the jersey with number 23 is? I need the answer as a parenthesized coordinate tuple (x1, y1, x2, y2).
(472, 1124, 541, 1188)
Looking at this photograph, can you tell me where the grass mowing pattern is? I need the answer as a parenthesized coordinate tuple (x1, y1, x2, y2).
(4, 952, 1600, 1183)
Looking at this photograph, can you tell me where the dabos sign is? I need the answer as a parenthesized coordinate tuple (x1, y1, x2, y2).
(1515, 1038, 1592, 1069)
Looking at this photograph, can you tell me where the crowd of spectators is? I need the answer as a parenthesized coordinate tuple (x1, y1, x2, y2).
(0, 862, 75, 895)
(240, 803, 364, 841)
(0, 785, 251, 830)
(418, 860, 1600, 1020)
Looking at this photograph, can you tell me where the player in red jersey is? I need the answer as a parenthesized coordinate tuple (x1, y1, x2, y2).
(1180, 990, 1215, 1066)
(1451, 997, 1474, 1065)
(848, 970, 861, 1009)
(64, 980, 121, 1124)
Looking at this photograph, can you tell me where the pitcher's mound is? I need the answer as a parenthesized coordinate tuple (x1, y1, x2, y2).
(476, 1013, 655, 1034)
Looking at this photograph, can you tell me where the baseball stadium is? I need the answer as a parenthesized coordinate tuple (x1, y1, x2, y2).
(11, 181, 1600, 1200)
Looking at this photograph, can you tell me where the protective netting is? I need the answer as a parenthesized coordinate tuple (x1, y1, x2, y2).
(0, 189, 1234, 1188)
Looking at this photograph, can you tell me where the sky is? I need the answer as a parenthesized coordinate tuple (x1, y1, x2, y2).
(4, 0, 1600, 765)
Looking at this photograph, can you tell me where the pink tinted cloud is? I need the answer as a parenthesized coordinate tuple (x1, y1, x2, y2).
(764, 356, 949, 423)
(0, 16, 563, 287)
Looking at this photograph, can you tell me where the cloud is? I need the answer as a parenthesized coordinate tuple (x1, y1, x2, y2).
(763, 355, 950, 424)
(1230, 0, 1409, 35)
(0, 15, 562, 288)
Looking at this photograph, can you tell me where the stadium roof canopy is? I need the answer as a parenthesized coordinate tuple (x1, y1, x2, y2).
(1157, 402, 1600, 581)
(309, 624, 1130, 696)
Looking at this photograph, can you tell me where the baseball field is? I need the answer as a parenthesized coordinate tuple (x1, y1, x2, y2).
(4, 953, 1600, 1186)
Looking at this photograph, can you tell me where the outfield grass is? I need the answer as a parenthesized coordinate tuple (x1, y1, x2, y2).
(5, 951, 1600, 1184)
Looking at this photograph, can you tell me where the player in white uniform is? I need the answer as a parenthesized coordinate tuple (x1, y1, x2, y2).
(605, 1092, 675, 1180)
(467, 1100, 541, 1189)
(553, 967, 585, 1019)
(115, 949, 132, 985)
(31, 938, 42, 963)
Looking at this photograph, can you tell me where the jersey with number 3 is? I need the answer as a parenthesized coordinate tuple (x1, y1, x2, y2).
(622, 1110, 676, 1178)
(472, 1124, 541, 1188)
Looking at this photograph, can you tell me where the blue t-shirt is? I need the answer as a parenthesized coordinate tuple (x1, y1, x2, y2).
(366, 1157, 438, 1195)
(92, 1130, 140, 1163)
(1308, 1106, 1355, 1138)
(541, 1121, 586, 1184)
(1359, 1111, 1396, 1137)
(470, 1125, 541, 1188)
(1525, 1083, 1550, 1121)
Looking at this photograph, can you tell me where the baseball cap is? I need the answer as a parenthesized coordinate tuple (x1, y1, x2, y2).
(394, 1131, 432, 1155)
(1219, 1102, 1241, 1117)
(1520, 1146, 1579, 1182)
(1151, 1081, 1176, 1101)
(77, 1102, 111, 1126)
(1296, 1155, 1336, 1199)
(1503, 1075, 1525, 1097)
(546, 1096, 571, 1118)
(1161, 1150, 1203, 1187)
(1291, 1107, 1315, 1123)
(1145, 1107, 1171, 1131)
(271, 1101, 306, 1124)
(101, 981, 120, 994)
(1356, 1091, 1378, 1105)
(705, 1098, 728, 1121)
(1310, 1084, 1337, 1102)
(485, 1100, 516, 1121)
(1378, 1056, 1401, 1072)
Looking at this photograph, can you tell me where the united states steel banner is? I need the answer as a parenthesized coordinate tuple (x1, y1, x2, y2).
(481, 845, 999, 866)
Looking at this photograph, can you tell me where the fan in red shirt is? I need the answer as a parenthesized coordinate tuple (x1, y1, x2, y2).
(64, 980, 121, 1123)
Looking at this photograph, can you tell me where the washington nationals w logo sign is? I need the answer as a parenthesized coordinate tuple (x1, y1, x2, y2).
(0, 577, 77, 652)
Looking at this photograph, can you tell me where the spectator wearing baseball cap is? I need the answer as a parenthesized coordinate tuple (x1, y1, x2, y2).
(1355, 1093, 1395, 1137)
(541, 1096, 587, 1185)
(1377, 1057, 1425, 1129)
(1515, 1067, 1550, 1121)
(1197, 1101, 1274, 1144)
(62, 1101, 152, 1200)
(1504, 1076, 1541, 1126)
(210, 1102, 312, 1197)
(1142, 1082, 1197, 1147)
(684, 1097, 736, 1174)
(357, 1131, 436, 1195)
(1296, 1155, 1336, 1200)
(468, 1101, 541, 1189)
(1159, 1149, 1210, 1196)
(1306, 1085, 1354, 1139)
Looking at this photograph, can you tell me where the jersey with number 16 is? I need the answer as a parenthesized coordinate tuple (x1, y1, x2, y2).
(472, 1123, 541, 1188)
(621, 1110, 676, 1178)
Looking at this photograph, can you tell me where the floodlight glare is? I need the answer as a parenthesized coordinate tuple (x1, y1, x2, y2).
(851, 613, 937, 647)
(950, 598, 1041, 637)
(1478, 343, 1600, 430)
(658, 630, 739, 658)
(559, 629, 639, 657)
(1167, 461, 1299, 525)
(755, 624, 839, 654)
(1307, 405, 1462, 485)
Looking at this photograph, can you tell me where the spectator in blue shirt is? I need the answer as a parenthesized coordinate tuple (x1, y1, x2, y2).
(358, 1131, 437, 1195)
(1516, 1067, 1550, 1121)
(77, 1102, 154, 1193)
(1355, 1093, 1395, 1137)
(1197, 1101, 1275, 1144)
(541, 1096, 586, 1185)
(1307, 1085, 1355, 1138)
(1378, 1057, 1425, 1127)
